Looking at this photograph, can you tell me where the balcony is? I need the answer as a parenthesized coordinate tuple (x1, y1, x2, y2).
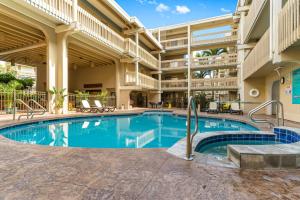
(192, 30, 237, 47)
(279, 0, 300, 52)
(243, 29, 271, 79)
(124, 39, 137, 57)
(191, 77, 238, 90)
(161, 79, 188, 91)
(160, 37, 188, 50)
(138, 47, 159, 70)
(125, 72, 159, 90)
(161, 77, 238, 91)
(161, 58, 188, 71)
(192, 53, 237, 70)
(243, 0, 268, 42)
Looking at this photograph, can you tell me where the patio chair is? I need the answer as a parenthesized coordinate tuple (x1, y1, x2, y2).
(94, 100, 115, 112)
(207, 102, 219, 113)
(80, 100, 101, 113)
(230, 102, 243, 115)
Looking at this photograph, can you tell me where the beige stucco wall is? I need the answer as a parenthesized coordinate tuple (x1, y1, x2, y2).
(243, 65, 300, 122)
(69, 65, 116, 93)
(36, 65, 47, 91)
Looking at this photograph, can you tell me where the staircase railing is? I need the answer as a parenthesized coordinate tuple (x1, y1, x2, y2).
(186, 96, 199, 160)
(14, 99, 34, 120)
(248, 100, 284, 128)
(28, 99, 47, 118)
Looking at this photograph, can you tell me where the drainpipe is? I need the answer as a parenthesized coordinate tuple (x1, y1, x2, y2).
(187, 25, 191, 98)
(135, 32, 139, 86)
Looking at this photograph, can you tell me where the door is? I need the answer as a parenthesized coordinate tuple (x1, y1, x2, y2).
(272, 80, 280, 115)
(292, 68, 300, 104)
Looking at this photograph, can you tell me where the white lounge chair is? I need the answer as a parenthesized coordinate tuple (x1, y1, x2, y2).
(94, 100, 115, 112)
(80, 100, 101, 113)
(230, 102, 243, 115)
(207, 102, 218, 113)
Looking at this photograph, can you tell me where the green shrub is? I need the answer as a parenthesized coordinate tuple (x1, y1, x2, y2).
(0, 73, 16, 84)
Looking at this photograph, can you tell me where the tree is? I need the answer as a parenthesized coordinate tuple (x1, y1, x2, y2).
(201, 48, 228, 57)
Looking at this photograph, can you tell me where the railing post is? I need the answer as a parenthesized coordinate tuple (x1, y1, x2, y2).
(72, 0, 78, 22)
(13, 90, 16, 120)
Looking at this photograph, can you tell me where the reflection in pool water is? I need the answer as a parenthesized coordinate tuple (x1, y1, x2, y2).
(0, 112, 258, 148)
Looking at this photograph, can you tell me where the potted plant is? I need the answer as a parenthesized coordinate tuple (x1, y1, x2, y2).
(49, 87, 67, 114)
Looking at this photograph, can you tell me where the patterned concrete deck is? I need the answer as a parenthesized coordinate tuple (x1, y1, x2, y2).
(0, 110, 300, 199)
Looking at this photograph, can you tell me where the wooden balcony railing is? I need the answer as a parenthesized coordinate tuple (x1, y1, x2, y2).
(161, 58, 188, 71)
(191, 77, 238, 90)
(125, 72, 159, 90)
(161, 79, 188, 91)
(124, 39, 137, 57)
(24, 0, 73, 23)
(160, 37, 188, 50)
(77, 7, 125, 52)
(279, 0, 300, 52)
(192, 53, 237, 69)
(192, 30, 237, 46)
(243, 29, 271, 79)
(243, 0, 267, 42)
(138, 47, 159, 69)
(161, 77, 238, 91)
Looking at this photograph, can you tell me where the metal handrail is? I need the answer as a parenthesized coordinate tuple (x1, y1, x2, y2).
(248, 100, 284, 128)
(28, 99, 47, 118)
(15, 99, 34, 120)
(186, 96, 199, 160)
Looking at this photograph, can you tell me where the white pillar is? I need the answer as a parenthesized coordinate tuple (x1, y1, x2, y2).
(135, 32, 139, 86)
(158, 53, 162, 102)
(187, 25, 191, 98)
(115, 60, 120, 108)
(46, 33, 57, 113)
(56, 32, 69, 114)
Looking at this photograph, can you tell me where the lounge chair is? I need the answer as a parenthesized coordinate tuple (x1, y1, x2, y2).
(230, 102, 243, 115)
(207, 102, 219, 113)
(80, 100, 102, 113)
(94, 100, 115, 112)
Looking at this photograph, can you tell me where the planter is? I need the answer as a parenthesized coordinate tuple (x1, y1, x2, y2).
(55, 108, 63, 114)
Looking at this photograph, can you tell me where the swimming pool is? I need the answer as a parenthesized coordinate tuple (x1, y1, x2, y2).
(0, 112, 258, 148)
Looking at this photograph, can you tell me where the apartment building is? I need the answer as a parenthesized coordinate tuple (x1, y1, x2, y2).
(236, 0, 300, 122)
(0, 0, 162, 113)
(151, 15, 239, 108)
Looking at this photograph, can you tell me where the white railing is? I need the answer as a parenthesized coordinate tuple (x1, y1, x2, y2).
(138, 47, 159, 69)
(24, 0, 73, 23)
(160, 37, 188, 50)
(243, 29, 271, 79)
(161, 79, 188, 90)
(161, 77, 238, 91)
(161, 58, 188, 70)
(77, 7, 125, 52)
(278, 0, 300, 52)
(192, 53, 237, 69)
(125, 72, 159, 90)
(191, 77, 238, 90)
(243, 0, 267, 42)
(192, 30, 237, 46)
(125, 39, 137, 57)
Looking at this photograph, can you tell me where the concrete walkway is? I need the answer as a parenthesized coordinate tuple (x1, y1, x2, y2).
(0, 110, 300, 199)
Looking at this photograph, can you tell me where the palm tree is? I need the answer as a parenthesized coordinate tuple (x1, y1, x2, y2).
(201, 48, 228, 57)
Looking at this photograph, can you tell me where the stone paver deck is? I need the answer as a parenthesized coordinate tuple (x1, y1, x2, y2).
(0, 110, 300, 199)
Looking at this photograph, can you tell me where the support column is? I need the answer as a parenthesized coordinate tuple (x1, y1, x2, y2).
(46, 32, 57, 113)
(115, 60, 121, 108)
(135, 32, 139, 86)
(56, 31, 69, 114)
(158, 53, 162, 102)
(187, 25, 191, 98)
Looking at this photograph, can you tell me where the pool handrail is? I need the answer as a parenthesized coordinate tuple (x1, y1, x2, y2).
(248, 100, 284, 128)
(186, 96, 199, 160)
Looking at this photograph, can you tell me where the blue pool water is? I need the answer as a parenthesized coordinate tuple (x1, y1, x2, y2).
(0, 112, 258, 148)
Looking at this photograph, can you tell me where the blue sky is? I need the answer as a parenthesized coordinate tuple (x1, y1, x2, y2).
(116, 0, 237, 28)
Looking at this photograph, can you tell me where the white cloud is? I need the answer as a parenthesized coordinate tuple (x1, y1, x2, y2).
(156, 3, 169, 12)
(136, 0, 157, 5)
(220, 8, 231, 13)
(175, 5, 191, 14)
